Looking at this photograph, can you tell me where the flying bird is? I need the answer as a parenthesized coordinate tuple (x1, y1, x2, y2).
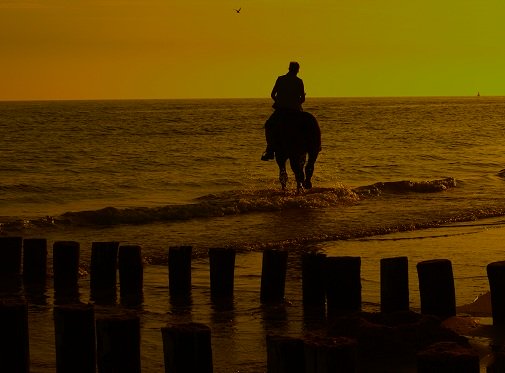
(234, 7, 241, 13)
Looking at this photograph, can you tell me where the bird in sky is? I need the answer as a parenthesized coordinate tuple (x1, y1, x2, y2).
(234, 8, 241, 13)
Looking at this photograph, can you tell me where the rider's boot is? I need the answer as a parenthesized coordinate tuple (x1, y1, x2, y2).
(261, 146, 275, 161)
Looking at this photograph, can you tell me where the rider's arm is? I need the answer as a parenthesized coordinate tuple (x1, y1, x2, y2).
(271, 78, 280, 102)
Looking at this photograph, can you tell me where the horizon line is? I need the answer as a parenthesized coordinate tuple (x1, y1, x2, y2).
(0, 94, 497, 103)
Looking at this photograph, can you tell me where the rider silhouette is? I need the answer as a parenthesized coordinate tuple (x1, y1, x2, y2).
(261, 62, 306, 161)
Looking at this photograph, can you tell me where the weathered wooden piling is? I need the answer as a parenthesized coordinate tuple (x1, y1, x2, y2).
(302, 252, 327, 308)
(325, 256, 361, 317)
(304, 336, 358, 373)
(0, 236, 22, 276)
(161, 322, 213, 373)
(168, 246, 192, 299)
(22, 239, 48, 304)
(0, 300, 30, 373)
(118, 245, 144, 306)
(53, 303, 96, 373)
(209, 248, 235, 300)
(487, 342, 505, 372)
(53, 241, 80, 301)
(266, 335, 305, 373)
(23, 238, 47, 283)
(96, 312, 141, 373)
(0, 236, 23, 293)
(417, 341, 479, 373)
(417, 259, 456, 319)
(260, 249, 288, 304)
(486, 261, 505, 325)
(90, 241, 119, 303)
(380, 256, 409, 313)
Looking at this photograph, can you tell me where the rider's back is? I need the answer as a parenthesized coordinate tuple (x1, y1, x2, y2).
(273, 74, 304, 111)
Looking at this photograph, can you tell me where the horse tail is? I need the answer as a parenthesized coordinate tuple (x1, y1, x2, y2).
(302, 112, 321, 155)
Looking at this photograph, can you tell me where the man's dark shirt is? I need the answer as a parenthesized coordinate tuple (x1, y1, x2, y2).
(272, 73, 305, 111)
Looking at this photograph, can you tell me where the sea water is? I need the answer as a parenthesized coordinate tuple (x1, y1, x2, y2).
(2, 97, 505, 371)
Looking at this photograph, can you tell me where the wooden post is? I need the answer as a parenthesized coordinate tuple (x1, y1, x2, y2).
(168, 246, 192, 299)
(23, 238, 47, 283)
(380, 256, 409, 313)
(325, 256, 361, 318)
(53, 303, 96, 373)
(486, 261, 505, 326)
(90, 241, 119, 304)
(488, 343, 505, 372)
(417, 342, 479, 373)
(302, 252, 327, 308)
(260, 249, 288, 304)
(0, 236, 22, 293)
(96, 313, 141, 373)
(23, 238, 48, 304)
(266, 335, 305, 373)
(118, 245, 143, 306)
(209, 248, 235, 301)
(417, 259, 456, 319)
(161, 322, 213, 373)
(53, 241, 80, 301)
(0, 300, 29, 373)
(0, 236, 22, 275)
(304, 336, 358, 373)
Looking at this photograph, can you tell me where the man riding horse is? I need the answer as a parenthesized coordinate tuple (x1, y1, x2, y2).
(261, 61, 306, 161)
(261, 62, 321, 192)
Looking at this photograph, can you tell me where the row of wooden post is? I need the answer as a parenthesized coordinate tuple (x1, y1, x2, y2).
(266, 335, 481, 373)
(0, 299, 212, 373)
(0, 299, 483, 373)
(165, 248, 505, 325)
(0, 237, 143, 305)
(5, 236, 505, 323)
(4, 236, 505, 372)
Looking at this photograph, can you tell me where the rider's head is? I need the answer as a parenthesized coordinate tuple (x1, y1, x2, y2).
(288, 62, 300, 74)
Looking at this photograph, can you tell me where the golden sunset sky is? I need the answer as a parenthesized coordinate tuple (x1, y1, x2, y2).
(1, 0, 504, 100)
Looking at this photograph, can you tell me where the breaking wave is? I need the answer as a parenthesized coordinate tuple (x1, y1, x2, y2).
(59, 185, 359, 225)
(0, 177, 461, 233)
(353, 177, 457, 196)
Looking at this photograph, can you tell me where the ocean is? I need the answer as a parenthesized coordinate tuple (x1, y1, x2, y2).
(2, 97, 505, 371)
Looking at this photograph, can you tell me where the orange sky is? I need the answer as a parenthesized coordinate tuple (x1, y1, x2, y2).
(1, 0, 504, 100)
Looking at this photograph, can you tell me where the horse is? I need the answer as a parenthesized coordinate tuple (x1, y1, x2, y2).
(271, 111, 321, 192)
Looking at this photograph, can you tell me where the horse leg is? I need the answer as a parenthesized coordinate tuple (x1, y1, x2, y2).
(290, 155, 306, 193)
(276, 157, 288, 190)
(304, 152, 318, 189)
